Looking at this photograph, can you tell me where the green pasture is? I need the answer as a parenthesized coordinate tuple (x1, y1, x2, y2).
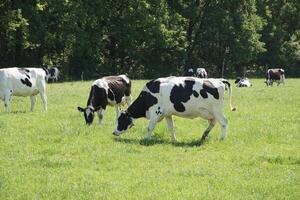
(0, 79, 299, 199)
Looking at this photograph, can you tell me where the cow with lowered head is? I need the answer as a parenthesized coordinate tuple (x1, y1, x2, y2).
(0, 67, 48, 112)
(77, 75, 132, 126)
(265, 68, 285, 86)
(112, 76, 236, 144)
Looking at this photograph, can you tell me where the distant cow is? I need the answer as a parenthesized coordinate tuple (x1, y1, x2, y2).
(0, 67, 48, 112)
(112, 76, 236, 143)
(77, 75, 132, 126)
(195, 68, 208, 78)
(186, 67, 208, 78)
(235, 77, 252, 87)
(265, 68, 285, 86)
(44, 66, 59, 82)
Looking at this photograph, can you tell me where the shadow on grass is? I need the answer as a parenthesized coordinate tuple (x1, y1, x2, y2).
(114, 137, 206, 147)
(0, 110, 27, 115)
(10, 110, 27, 114)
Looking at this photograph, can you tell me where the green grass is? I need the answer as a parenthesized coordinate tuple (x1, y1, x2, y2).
(0, 79, 299, 199)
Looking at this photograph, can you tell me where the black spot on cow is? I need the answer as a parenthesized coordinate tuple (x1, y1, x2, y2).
(127, 91, 158, 118)
(200, 80, 219, 99)
(18, 68, 30, 79)
(155, 107, 162, 115)
(170, 79, 195, 112)
(42, 67, 49, 76)
(117, 112, 133, 131)
(20, 78, 32, 87)
(146, 80, 160, 93)
(87, 85, 108, 110)
(193, 90, 199, 97)
(49, 68, 56, 77)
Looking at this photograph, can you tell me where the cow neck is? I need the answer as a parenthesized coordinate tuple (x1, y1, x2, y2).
(126, 95, 145, 119)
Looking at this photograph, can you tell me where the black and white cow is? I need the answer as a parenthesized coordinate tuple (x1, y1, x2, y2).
(235, 77, 252, 87)
(77, 75, 132, 126)
(187, 67, 208, 78)
(112, 76, 236, 143)
(0, 67, 48, 112)
(46, 67, 59, 82)
(265, 68, 285, 86)
(195, 68, 208, 78)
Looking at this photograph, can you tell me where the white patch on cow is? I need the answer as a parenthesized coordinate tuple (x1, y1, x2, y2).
(86, 108, 92, 117)
(93, 79, 109, 91)
(119, 74, 130, 84)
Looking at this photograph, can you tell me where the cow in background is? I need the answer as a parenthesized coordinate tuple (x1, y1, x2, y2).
(196, 68, 208, 78)
(235, 77, 252, 87)
(44, 66, 60, 82)
(187, 67, 208, 78)
(265, 68, 285, 86)
(77, 75, 132, 126)
(0, 67, 48, 112)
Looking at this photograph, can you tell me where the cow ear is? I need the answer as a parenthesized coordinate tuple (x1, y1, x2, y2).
(77, 107, 85, 112)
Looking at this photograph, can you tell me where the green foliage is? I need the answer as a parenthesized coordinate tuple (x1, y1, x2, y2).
(0, 0, 299, 78)
(257, 0, 300, 76)
(0, 79, 299, 199)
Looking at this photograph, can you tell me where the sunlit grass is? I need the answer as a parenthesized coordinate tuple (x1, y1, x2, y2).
(0, 79, 299, 199)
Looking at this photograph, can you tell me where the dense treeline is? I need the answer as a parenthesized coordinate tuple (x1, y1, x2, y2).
(0, 0, 299, 79)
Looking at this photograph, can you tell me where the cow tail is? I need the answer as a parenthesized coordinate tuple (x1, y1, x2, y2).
(222, 80, 237, 111)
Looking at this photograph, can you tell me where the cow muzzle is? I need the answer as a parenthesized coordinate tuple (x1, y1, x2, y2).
(112, 131, 121, 136)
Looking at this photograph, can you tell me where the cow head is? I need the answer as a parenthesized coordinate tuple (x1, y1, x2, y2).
(112, 111, 134, 136)
(77, 106, 95, 125)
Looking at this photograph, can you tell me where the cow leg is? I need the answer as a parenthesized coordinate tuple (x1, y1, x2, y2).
(97, 108, 104, 126)
(214, 113, 228, 140)
(145, 119, 157, 140)
(39, 91, 47, 111)
(145, 106, 164, 140)
(4, 93, 10, 112)
(30, 95, 37, 111)
(165, 116, 176, 143)
(200, 118, 216, 142)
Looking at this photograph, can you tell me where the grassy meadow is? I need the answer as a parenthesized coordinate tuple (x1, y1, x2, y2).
(0, 79, 299, 199)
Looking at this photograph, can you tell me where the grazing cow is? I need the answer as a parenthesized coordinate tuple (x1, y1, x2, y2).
(46, 67, 60, 82)
(195, 68, 208, 78)
(112, 76, 236, 143)
(77, 75, 132, 126)
(235, 77, 252, 87)
(0, 67, 48, 112)
(265, 68, 285, 86)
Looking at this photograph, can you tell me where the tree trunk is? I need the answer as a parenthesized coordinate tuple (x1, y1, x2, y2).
(184, 19, 195, 74)
(234, 64, 244, 77)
